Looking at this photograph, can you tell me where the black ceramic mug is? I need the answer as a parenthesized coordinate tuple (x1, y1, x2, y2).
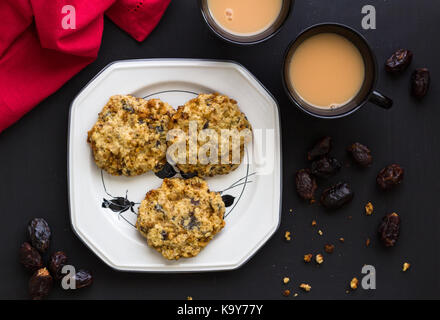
(283, 23, 393, 119)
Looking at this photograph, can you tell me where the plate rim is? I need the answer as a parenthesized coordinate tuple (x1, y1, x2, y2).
(67, 58, 283, 273)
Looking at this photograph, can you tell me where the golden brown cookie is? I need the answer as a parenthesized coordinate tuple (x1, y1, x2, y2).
(136, 177, 225, 260)
(87, 95, 174, 176)
(167, 93, 252, 177)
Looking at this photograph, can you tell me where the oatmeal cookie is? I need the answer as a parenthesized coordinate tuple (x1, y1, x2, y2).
(87, 95, 174, 176)
(168, 93, 252, 177)
(136, 177, 225, 260)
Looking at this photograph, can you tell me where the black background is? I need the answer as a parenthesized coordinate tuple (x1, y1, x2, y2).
(1, 0, 439, 300)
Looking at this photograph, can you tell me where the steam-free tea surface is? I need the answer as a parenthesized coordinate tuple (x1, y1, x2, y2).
(207, 0, 283, 36)
(288, 33, 365, 109)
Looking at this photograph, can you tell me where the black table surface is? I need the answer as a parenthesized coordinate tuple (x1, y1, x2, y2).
(1, 0, 439, 300)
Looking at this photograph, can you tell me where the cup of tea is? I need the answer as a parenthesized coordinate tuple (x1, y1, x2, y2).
(199, 0, 293, 45)
(283, 23, 392, 118)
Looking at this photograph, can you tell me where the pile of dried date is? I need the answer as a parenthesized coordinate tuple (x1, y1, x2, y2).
(295, 137, 404, 247)
(19, 218, 93, 300)
(385, 48, 430, 99)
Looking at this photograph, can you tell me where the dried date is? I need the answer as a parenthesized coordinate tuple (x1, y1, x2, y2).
(411, 68, 430, 99)
(347, 142, 373, 167)
(29, 268, 53, 300)
(49, 251, 68, 281)
(27, 218, 51, 253)
(307, 136, 332, 161)
(295, 169, 317, 200)
(19, 242, 43, 272)
(378, 213, 400, 247)
(320, 182, 354, 209)
(155, 162, 177, 179)
(74, 269, 93, 289)
(385, 49, 413, 73)
(377, 164, 404, 190)
(311, 157, 341, 178)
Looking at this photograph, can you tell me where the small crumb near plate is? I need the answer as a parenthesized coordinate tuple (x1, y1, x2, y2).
(284, 231, 291, 241)
(366, 238, 371, 247)
(315, 254, 324, 264)
(403, 262, 411, 272)
(365, 202, 374, 215)
(283, 277, 290, 284)
(324, 244, 335, 253)
(304, 254, 313, 263)
(350, 278, 359, 290)
(299, 283, 311, 292)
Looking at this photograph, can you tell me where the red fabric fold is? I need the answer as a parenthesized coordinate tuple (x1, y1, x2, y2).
(0, 0, 171, 133)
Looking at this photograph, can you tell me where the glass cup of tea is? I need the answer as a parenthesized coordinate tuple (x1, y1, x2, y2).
(283, 23, 393, 119)
(199, 0, 293, 45)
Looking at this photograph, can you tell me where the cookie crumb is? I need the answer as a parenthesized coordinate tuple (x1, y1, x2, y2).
(365, 238, 371, 247)
(402, 262, 411, 272)
(283, 277, 290, 284)
(284, 231, 291, 241)
(299, 283, 311, 292)
(318, 230, 323, 236)
(311, 220, 317, 227)
(339, 237, 345, 243)
(324, 244, 335, 254)
(293, 293, 299, 297)
(365, 202, 374, 215)
(187, 296, 193, 300)
(283, 289, 291, 297)
(304, 254, 313, 263)
(350, 278, 359, 290)
(315, 254, 324, 264)
(289, 208, 293, 213)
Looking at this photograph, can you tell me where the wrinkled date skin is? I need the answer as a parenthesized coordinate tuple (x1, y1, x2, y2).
(19, 242, 43, 272)
(377, 164, 404, 190)
(27, 218, 51, 253)
(307, 136, 332, 161)
(295, 169, 317, 200)
(154, 162, 177, 179)
(49, 251, 68, 281)
(378, 213, 400, 247)
(311, 157, 341, 178)
(411, 68, 430, 99)
(347, 142, 373, 167)
(74, 269, 93, 289)
(385, 49, 413, 73)
(321, 182, 354, 209)
(29, 268, 53, 300)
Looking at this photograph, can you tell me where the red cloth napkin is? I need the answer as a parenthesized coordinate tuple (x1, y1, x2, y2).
(0, 0, 171, 133)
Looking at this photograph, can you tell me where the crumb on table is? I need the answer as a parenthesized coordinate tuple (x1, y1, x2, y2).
(299, 283, 311, 292)
(403, 262, 411, 272)
(365, 202, 374, 215)
(283, 277, 290, 284)
(304, 254, 313, 263)
(350, 278, 359, 290)
(283, 289, 291, 297)
(284, 231, 291, 241)
(324, 244, 335, 253)
(315, 254, 324, 264)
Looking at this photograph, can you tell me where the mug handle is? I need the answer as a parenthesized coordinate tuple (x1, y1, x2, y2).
(369, 90, 393, 109)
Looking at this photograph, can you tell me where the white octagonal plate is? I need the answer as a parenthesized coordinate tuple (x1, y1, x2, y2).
(68, 59, 282, 272)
